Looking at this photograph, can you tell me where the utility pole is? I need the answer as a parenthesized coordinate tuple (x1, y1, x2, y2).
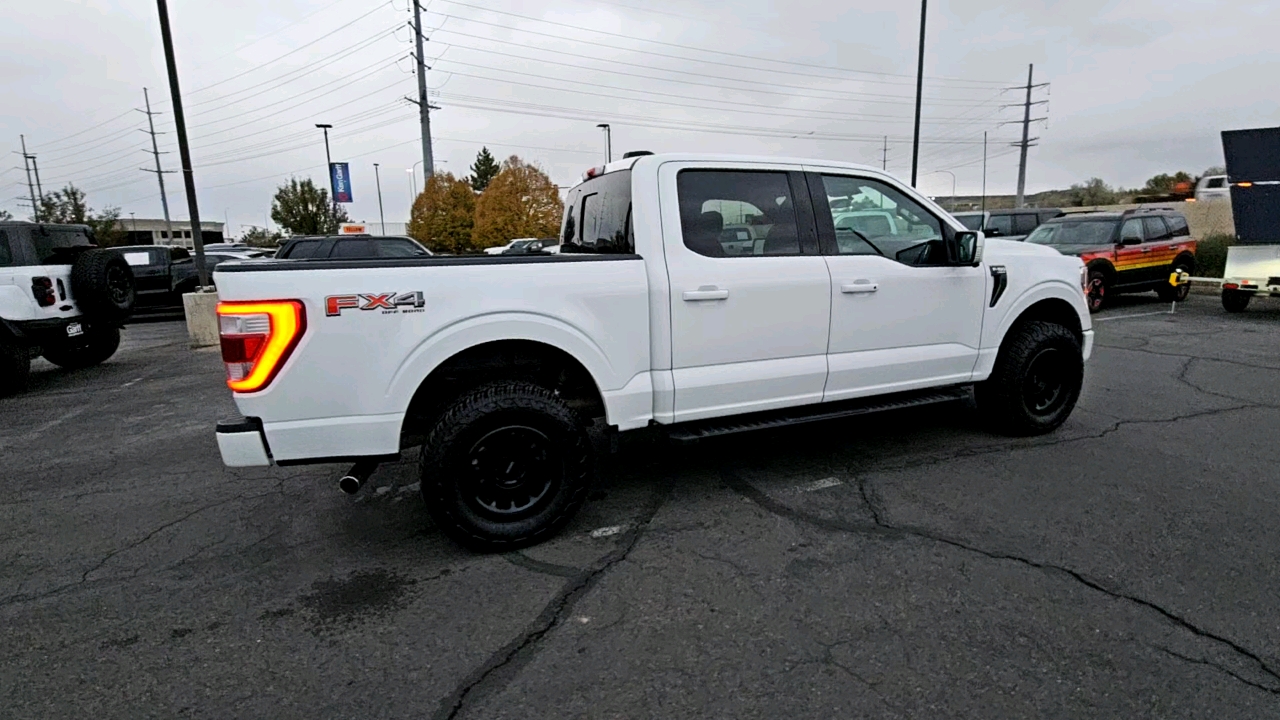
(882, 136, 888, 171)
(30, 156, 45, 213)
(19, 136, 38, 221)
(910, 0, 928, 187)
(411, 0, 435, 181)
(155, 0, 209, 287)
(373, 163, 386, 235)
(1006, 63, 1048, 208)
(139, 87, 175, 245)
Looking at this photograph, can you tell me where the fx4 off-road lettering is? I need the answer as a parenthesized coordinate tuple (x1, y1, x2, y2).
(325, 292, 425, 316)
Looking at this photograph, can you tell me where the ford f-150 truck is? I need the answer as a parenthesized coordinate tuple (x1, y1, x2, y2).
(213, 154, 1093, 549)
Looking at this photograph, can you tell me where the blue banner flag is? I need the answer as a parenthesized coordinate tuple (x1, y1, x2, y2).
(330, 162, 353, 203)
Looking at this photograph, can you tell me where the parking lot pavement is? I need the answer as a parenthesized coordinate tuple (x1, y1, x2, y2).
(3, 292, 1280, 718)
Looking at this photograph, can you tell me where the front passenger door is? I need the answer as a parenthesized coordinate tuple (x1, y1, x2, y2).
(811, 172, 985, 401)
(1114, 218, 1147, 286)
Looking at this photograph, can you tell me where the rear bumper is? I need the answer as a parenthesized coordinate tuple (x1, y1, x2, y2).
(216, 418, 272, 467)
(2, 315, 97, 345)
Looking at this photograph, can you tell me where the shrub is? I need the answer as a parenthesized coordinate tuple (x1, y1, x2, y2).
(1195, 233, 1235, 278)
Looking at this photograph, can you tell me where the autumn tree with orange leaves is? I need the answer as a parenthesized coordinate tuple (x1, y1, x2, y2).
(472, 156, 563, 249)
(408, 171, 477, 254)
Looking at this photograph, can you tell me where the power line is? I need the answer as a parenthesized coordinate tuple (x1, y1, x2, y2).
(435, 0, 1006, 87)
(34, 109, 137, 150)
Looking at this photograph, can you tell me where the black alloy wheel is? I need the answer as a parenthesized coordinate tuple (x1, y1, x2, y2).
(105, 264, 133, 307)
(1086, 270, 1107, 313)
(464, 424, 561, 518)
(1023, 347, 1069, 416)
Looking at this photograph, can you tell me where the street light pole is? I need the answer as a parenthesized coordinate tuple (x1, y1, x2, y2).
(154, 0, 209, 286)
(373, 163, 386, 235)
(981, 131, 988, 216)
(316, 123, 335, 231)
(596, 123, 612, 163)
(910, 0, 928, 188)
(407, 167, 417, 200)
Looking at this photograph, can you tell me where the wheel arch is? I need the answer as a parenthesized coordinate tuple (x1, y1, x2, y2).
(1086, 258, 1116, 280)
(399, 337, 609, 446)
(982, 280, 1088, 377)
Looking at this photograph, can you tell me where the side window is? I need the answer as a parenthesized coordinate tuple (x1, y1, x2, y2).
(0, 231, 12, 266)
(1143, 217, 1171, 242)
(171, 247, 190, 260)
(818, 174, 944, 265)
(560, 194, 577, 244)
(1167, 215, 1190, 237)
(678, 170, 800, 257)
(986, 214, 1014, 236)
(283, 239, 320, 258)
(1013, 214, 1038, 235)
(330, 239, 374, 258)
(378, 239, 427, 257)
(579, 193, 601, 249)
(1120, 219, 1144, 242)
(1206, 177, 1226, 189)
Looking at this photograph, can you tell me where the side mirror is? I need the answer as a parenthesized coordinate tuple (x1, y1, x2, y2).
(949, 231, 983, 266)
(1120, 236, 1142, 246)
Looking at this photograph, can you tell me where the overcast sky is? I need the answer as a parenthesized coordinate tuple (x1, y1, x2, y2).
(2, 0, 1276, 235)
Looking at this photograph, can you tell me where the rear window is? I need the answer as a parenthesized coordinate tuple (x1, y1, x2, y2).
(561, 170, 633, 254)
(282, 239, 321, 259)
(32, 226, 93, 264)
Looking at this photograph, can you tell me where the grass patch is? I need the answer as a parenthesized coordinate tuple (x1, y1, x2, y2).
(1195, 233, 1235, 278)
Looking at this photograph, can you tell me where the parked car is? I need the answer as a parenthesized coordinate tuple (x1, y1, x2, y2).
(274, 235, 431, 260)
(0, 221, 136, 396)
(952, 208, 1063, 241)
(1194, 174, 1230, 202)
(1025, 208, 1197, 312)
(203, 242, 272, 258)
(485, 238, 541, 255)
(213, 153, 1091, 549)
(502, 238, 558, 255)
(114, 245, 205, 308)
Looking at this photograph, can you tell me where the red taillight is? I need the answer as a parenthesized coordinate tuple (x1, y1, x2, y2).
(216, 300, 306, 393)
(1223, 282, 1240, 290)
(31, 277, 56, 307)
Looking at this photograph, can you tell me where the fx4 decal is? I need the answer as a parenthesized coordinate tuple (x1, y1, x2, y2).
(325, 292, 425, 316)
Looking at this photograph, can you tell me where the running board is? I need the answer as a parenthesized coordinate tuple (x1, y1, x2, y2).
(667, 386, 971, 443)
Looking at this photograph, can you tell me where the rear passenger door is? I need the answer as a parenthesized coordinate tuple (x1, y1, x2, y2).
(1140, 216, 1180, 282)
(660, 163, 832, 422)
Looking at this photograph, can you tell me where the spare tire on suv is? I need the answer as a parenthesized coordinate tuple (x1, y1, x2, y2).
(71, 249, 136, 320)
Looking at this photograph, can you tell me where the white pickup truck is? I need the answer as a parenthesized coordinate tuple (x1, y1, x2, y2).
(213, 154, 1093, 549)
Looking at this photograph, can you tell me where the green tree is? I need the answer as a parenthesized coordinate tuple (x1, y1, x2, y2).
(1203, 165, 1226, 176)
(409, 171, 477, 253)
(270, 177, 349, 235)
(1142, 171, 1193, 194)
(468, 147, 500, 192)
(239, 226, 283, 248)
(472, 156, 563, 249)
(1068, 178, 1118, 207)
(37, 184, 125, 245)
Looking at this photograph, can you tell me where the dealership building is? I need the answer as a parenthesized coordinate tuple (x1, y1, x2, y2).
(115, 218, 225, 248)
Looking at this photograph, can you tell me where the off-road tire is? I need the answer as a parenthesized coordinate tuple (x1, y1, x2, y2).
(71, 249, 135, 321)
(1085, 269, 1108, 313)
(1222, 290, 1251, 313)
(1156, 259, 1194, 302)
(419, 380, 594, 551)
(975, 320, 1084, 436)
(0, 340, 31, 397)
(40, 325, 121, 370)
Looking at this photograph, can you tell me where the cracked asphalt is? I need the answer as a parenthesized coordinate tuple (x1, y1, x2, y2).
(3, 292, 1280, 719)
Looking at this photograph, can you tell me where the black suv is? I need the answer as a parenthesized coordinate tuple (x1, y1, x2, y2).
(953, 208, 1063, 241)
(1025, 208, 1198, 312)
(275, 235, 431, 260)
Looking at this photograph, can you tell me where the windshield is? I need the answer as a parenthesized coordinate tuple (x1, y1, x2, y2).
(954, 214, 984, 231)
(508, 240, 535, 250)
(1026, 220, 1116, 246)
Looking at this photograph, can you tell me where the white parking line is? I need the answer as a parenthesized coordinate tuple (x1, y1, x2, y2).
(1095, 308, 1176, 322)
(797, 477, 843, 492)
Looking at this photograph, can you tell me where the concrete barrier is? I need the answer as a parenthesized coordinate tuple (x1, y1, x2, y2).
(183, 288, 220, 348)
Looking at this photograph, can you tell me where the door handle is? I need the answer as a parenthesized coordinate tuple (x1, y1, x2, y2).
(1140, 247, 1153, 253)
(683, 287, 729, 301)
(840, 282, 879, 294)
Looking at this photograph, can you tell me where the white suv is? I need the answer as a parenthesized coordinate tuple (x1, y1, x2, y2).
(0, 222, 136, 396)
